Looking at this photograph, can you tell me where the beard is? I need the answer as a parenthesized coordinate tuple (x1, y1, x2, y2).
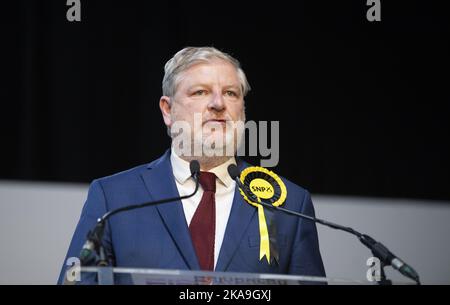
(170, 110, 246, 160)
(201, 122, 234, 157)
(199, 112, 246, 158)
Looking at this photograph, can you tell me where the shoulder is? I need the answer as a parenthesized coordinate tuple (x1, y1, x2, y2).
(276, 172, 312, 213)
(85, 151, 171, 209)
(92, 151, 170, 191)
(91, 163, 148, 190)
(95, 163, 148, 185)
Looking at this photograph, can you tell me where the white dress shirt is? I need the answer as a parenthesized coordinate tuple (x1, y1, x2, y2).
(170, 149, 236, 270)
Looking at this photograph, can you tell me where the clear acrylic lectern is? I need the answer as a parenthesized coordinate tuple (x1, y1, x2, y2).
(74, 266, 369, 285)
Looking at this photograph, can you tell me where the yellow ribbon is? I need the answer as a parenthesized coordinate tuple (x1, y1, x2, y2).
(257, 203, 271, 263)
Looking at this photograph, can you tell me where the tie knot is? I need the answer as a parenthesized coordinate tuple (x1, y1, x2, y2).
(199, 171, 216, 193)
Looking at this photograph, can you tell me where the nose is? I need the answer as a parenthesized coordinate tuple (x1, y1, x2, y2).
(208, 92, 225, 112)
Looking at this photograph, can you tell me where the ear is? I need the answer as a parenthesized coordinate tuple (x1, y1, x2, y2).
(159, 96, 172, 127)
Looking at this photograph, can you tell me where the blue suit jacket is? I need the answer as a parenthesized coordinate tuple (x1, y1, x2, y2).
(58, 150, 325, 284)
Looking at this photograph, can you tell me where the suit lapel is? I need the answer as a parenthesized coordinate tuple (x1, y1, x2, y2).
(140, 150, 200, 270)
(215, 160, 257, 271)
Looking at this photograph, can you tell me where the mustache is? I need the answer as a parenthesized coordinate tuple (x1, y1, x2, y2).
(202, 117, 232, 123)
(202, 115, 244, 123)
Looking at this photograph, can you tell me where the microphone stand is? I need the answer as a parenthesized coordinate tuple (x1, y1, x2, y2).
(230, 169, 420, 285)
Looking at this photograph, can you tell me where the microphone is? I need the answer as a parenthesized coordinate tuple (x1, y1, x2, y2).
(79, 160, 201, 266)
(227, 164, 420, 285)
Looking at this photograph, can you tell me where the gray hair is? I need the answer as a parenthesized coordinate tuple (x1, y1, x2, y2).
(162, 47, 251, 98)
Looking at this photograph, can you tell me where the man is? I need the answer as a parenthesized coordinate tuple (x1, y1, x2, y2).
(58, 47, 325, 284)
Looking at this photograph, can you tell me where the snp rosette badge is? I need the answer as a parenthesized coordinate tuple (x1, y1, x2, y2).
(239, 166, 287, 264)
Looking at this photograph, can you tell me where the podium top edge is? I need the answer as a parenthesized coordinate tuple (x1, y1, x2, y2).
(79, 266, 371, 284)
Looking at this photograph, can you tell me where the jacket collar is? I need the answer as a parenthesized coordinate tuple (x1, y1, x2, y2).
(142, 150, 256, 271)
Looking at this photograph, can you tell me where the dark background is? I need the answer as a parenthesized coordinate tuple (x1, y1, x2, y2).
(2, 0, 449, 200)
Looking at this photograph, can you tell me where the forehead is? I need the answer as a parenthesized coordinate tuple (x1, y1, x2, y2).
(176, 59, 241, 88)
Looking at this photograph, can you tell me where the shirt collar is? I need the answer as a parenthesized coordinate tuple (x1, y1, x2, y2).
(170, 148, 236, 188)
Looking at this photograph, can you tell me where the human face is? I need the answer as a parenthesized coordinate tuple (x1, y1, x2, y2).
(160, 59, 245, 156)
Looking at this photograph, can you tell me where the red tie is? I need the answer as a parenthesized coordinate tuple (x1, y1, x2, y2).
(189, 171, 216, 271)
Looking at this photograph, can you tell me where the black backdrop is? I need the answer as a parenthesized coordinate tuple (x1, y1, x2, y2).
(2, 0, 449, 200)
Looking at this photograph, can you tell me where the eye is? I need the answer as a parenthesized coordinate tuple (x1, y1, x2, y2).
(192, 90, 207, 96)
(225, 90, 238, 97)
